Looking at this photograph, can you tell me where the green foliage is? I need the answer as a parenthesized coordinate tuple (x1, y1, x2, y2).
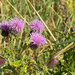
(0, 0, 75, 75)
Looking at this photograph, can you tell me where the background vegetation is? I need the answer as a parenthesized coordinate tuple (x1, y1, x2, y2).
(0, 0, 75, 75)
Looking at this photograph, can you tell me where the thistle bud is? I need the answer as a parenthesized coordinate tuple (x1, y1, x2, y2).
(0, 59, 5, 66)
(48, 58, 58, 69)
(71, 27, 75, 32)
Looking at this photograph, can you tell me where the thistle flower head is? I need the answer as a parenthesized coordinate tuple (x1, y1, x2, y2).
(48, 58, 58, 69)
(30, 32, 46, 46)
(30, 19, 44, 33)
(0, 20, 11, 36)
(9, 17, 24, 35)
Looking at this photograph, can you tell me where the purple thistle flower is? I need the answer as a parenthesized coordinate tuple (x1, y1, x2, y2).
(30, 32, 46, 49)
(71, 27, 75, 31)
(48, 58, 58, 69)
(0, 20, 11, 37)
(30, 19, 44, 33)
(9, 17, 24, 35)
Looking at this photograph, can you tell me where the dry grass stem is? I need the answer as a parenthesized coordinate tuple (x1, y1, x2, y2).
(53, 42, 74, 58)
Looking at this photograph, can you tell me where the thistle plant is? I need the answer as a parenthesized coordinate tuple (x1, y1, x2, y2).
(9, 17, 25, 36)
(30, 32, 46, 49)
(0, 0, 75, 75)
(0, 20, 11, 37)
(29, 19, 44, 33)
(48, 58, 58, 69)
(0, 55, 5, 67)
(71, 27, 75, 31)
